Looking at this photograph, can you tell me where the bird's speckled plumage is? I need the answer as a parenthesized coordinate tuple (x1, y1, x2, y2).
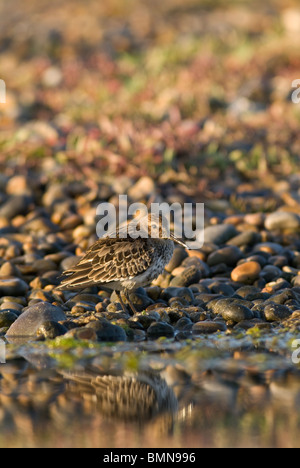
(58, 213, 187, 293)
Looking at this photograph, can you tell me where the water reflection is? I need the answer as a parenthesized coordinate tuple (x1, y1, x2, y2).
(1, 351, 300, 447)
(60, 366, 178, 421)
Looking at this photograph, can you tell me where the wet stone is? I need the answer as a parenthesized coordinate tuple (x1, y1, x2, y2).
(208, 297, 246, 314)
(233, 319, 270, 330)
(21, 216, 58, 234)
(0, 195, 32, 219)
(0, 277, 29, 296)
(166, 308, 191, 323)
(207, 246, 243, 267)
(190, 284, 210, 293)
(37, 320, 68, 339)
(227, 231, 261, 247)
(231, 261, 261, 284)
(169, 265, 201, 287)
(175, 317, 193, 330)
(145, 302, 167, 311)
(65, 294, 101, 309)
(204, 224, 238, 244)
(0, 302, 22, 313)
(176, 330, 192, 340)
(192, 320, 227, 334)
(220, 303, 254, 322)
(265, 211, 300, 231)
(0, 262, 21, 278)
(131, 313, 159, 329)
(253, 242, 283, 255)
(160, 287, 194, 302)
(145, 286, 161, 301)
(132, 329, 147, 342)
(260, 265, 282, 282)
(147, 321, 174, 339)
(85, 319, 127, 342)
(265, 289, 299, 305)
(6, 302, 66, 337)
(169, 297, 190, 307)
(208, 282, 235, 296)
(64, 327, 98, 341)
(181, 257, 210, 276)
(263, 303, 292, 321)
(111, 290, 154, 312)
(0, 310, 18, 327)
(0, 296, 27, 306)
(31, 259, 57, 274)
(235, 285, 260, 298)
(165, 247, 188, 273)
(28, 289, 55, 302)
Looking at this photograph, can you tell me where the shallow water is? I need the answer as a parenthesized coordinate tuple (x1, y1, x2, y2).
(1, 337, 300, 448)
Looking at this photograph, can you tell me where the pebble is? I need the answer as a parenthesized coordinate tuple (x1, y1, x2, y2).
(0, 310, 19, 327)
(60, 256, 81, 271)
(263, 303, 292, 321)
(111, 289, 153, 312)
(0, 262, 21, 278)
(220, 303, 254, 322)
(204, 224, 238, 244)
(0, 301, 23, 312)
(235, 285, 260, 298)
(192, 321, 227, 334)
(265, 289, 298, 305)
(85, 319, 127, 342)
(0, 195, 32, 219)
(227, 231, 261, 247)
(175, 317, 193, 330)
(169, 265, 201, 287)
(37, 320, 68, 339)
(231, 261, 261, 284)
(207, 246, 243, 267)
(128, 176, 155, 200)
(129, 313, 158, 329)
(160, 287, 194, 303)
(253, 242, 283, 255)
(64, 327, 98, 341)
(6, 302, 66, 337)
(147, 321, 175, 339)
(181, 256, 210, 276)
(260, 265, 282, 282)
(165, 247, 188, 272)
(0, 277, 29, 296)
(244, 213, 265, 227)
(21, 216, 58, 234)
(265, 211, 300, 231)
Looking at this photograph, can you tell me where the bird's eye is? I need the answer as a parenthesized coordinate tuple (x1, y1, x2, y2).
(151, 223, 157, 230)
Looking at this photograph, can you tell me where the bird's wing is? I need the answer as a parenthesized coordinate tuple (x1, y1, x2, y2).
(58, 238, 155, 289)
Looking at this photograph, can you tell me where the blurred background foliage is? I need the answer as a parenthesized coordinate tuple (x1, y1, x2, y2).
(0, 0, 300, 185)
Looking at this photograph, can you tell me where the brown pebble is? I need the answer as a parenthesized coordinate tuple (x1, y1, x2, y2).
(171, 266, 185, 276)
(192, 320, 227, 334)
(187, 250, 206, 261)
(224, 215, 244, 225)
(0, 261, 20, 278)
(0, 217, 10, 228)
(244, 213, 265, 227)
(231, 261, 261, 283)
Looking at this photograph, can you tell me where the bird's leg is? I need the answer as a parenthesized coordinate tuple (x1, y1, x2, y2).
(124, 289, 138, 315)
(115, 290, 129, 314)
